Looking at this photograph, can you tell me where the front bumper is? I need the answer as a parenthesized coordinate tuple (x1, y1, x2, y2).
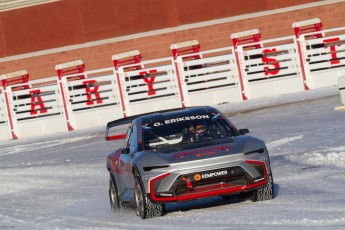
(148, 160, 268, 203)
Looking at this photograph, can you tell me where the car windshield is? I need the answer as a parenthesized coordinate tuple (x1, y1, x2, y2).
(142, 113, 237, 151)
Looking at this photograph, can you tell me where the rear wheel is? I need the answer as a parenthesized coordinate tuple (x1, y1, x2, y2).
(109, 176, 121, 212)
(134, 177, 163, 219)
(251, 174, 274, 202)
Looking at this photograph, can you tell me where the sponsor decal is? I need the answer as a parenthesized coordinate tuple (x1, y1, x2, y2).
(201, 170, 228, 179)
(253, 177, 265, 183)
(196, 152, 215, 157)
(174, 145, 231, 158)
(181, 177, 193, 189)
(153, 115, 209, 127)
(194, 174, 201, 181)
(157, 192, 173, 197)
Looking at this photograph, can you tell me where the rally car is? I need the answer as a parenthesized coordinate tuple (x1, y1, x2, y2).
(105, 106, 274, 219)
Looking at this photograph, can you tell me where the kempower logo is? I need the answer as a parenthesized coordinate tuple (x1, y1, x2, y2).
(194, 174, 201, 181)
(201, 170, 227, 179)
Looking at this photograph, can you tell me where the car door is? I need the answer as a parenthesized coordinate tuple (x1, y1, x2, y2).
(118, 123, 137, 199)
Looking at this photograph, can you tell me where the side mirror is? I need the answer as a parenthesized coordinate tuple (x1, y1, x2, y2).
(121, 147, 129, 154)
(239, 128, 250, 135)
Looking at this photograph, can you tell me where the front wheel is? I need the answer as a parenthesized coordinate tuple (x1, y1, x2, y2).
(134, 177, 163, 219)
(251, 174, 274, 202)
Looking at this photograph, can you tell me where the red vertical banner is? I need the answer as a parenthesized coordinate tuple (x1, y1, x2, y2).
(30, 89, 48, 115)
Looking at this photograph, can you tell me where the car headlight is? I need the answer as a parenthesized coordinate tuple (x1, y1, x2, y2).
(244, 148, 265, 155)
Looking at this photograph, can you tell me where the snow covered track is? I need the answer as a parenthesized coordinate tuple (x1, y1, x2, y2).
(0, 86, 345, 229)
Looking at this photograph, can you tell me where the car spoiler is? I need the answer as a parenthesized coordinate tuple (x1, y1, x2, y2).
(105, 106, 203, 141)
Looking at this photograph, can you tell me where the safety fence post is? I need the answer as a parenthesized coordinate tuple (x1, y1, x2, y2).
(292, 18, 323, 90)
(0, 70, 30, 139)
(55, 60, 85, 131)
(231, 29, 262, 100)
(171, 40, 201, 107)
(112, 50, 142, 117)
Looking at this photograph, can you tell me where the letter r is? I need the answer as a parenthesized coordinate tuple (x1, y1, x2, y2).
(83, 80, 103, 105)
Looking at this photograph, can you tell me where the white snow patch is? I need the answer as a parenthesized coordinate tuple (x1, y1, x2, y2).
(267, 135, 303, 151)
(0, 135, 97, 156)
(287, 146, 345, 167)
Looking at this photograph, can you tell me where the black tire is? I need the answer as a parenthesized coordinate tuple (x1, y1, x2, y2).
(109, 176, 121, 212)
(134, 177, 163, 219)
(251, 174, 274, 202)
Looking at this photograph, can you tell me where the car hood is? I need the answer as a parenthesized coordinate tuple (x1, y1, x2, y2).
(134, 135, 265, 167)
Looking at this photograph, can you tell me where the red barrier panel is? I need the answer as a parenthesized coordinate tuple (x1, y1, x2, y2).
(55, 60, 85, 131)
(293, 18, 324, 90)
(231, 29, 262, 100)
(0, 70, 30, 139)
(112, 50, 143, 117)
(171, 40, 201, 107)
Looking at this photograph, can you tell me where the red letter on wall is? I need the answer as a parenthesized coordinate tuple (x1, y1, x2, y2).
(262, 49, 280, 76)
(140, 69, 157, 96)
(83, 80, 103, 105)
(30, 89, 47, 115)
(323, 38, 341, 65)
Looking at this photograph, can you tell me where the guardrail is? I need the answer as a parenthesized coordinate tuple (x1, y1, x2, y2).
(1, 18, 345, 140)
(3, 77, 67, 139)
(175, 46, 242, 106)
(299, 27, 345, 89)
(236, 36, 304, 99)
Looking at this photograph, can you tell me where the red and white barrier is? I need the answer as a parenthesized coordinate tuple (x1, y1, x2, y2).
(1, 70, 31, 139)
(1, 19, 345, 141)
(171, 40, 201, 107)
(112, 50, 143, 117)
(117, 57, 182, 116)
(56, 60, 86, 131)
(58, 67, 123, 129)
(293, 18, 324, 89)
(1, 71, 68, 138)
(0, 89, 11, 141)
(175, 46, 242, 106)
(231, 29, 262, 100)
(298, 26, 345, 89)
(236, 36, 304, 99)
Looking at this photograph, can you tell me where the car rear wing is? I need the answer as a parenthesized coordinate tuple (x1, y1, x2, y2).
(105, 116, 137, 141)
(105, 106, 203, 141)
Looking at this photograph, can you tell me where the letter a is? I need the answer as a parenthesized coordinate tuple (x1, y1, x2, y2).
(30, 89, 48, 115)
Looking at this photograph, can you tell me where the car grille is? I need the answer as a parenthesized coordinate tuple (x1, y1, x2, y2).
(174, 166, 250, 196)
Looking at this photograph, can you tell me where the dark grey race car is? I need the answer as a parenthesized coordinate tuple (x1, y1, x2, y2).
(105, 106, 274, 219)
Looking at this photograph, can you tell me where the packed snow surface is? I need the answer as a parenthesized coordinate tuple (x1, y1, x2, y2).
(1, 86, 345, 229)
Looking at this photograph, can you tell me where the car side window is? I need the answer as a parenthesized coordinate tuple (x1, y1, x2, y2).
(127, 124, 138, 153)
(124, 123, 133, 148)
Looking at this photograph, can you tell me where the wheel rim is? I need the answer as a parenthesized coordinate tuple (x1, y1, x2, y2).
(134, 180, 144, 216)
